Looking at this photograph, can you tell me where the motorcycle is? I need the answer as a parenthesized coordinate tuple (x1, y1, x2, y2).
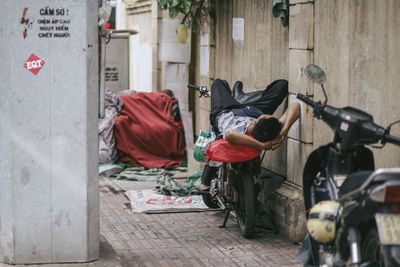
(188, 84, 261, 238)
(296, 64, 400, 266)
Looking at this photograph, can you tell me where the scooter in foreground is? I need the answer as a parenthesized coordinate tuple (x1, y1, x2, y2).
(297, 64, 400, 266)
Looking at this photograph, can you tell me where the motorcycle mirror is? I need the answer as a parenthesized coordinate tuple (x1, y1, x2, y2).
(304, 64, 327, 85)
(387, 119, 400, 132)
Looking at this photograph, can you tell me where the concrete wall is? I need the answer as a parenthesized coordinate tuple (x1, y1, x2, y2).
(189, 0, 400, 241)
(114, 0, 400, 242)
(0, 0, 99, 263)
(118, 1, 181, 92)
(188, 1, 304, 240)
(121, 0, 154, 92)
(287, 0, 315, 186)
(313, 0, 400, 168)
(191, 0, 289, 176)
(121, 0, 400, 177)
(287, 0, 400, 187)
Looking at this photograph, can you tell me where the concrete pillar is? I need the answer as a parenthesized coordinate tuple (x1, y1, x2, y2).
(151, 0, 162, 91)
(0, 0, 99, 264)
(116, 0, 127, 30)
(287, 0, 314, 186)
(267, 0, 315, 242)
(188, 0, 216, 173)
(126, 1, 153, 92)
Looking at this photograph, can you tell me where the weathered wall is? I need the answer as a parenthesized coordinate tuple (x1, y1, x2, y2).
(214, 0, 289, 87)
(124, 1, 153, 92)
(192, 0, 289, 176)
(146, 0, 400, 242)
(287, 0, 400, 187)
(314, 0, 400, 169)
(189, 4, 214, 173)
(0, 0, 99, 263)
(287, 0, 315, 186)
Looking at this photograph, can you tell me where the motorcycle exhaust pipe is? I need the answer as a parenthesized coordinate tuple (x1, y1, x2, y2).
(348, 227, 361, 266)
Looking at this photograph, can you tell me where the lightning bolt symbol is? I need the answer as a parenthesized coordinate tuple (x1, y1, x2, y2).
(21, 8, 29, 39)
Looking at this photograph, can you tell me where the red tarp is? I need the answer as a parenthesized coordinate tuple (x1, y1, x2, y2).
(114, 92, 186, 169)
(206, 138, 261, 163)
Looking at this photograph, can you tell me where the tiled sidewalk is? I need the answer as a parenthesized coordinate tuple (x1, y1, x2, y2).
(100, 178, 303, 267)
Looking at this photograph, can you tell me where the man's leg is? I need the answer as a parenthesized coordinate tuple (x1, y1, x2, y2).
(248, 79, 288, 115)
(210, 79, 242, 130)
(195, 164, 218, 191)
(210, 79, 241, 114)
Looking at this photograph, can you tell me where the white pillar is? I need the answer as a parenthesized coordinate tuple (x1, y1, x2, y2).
(116, 0, 127, 29)
(0, 0, 99, 264)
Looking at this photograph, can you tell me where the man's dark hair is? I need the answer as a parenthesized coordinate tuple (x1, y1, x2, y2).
(253, 117, 282, 142)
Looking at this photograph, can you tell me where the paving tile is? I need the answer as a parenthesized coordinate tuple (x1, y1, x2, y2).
(99, 178, 303, 267)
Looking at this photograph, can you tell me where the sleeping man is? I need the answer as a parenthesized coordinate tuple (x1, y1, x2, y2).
(196, 79, 300, 190)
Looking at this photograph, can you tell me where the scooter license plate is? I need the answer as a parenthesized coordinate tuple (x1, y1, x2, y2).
(375, 214, 400, 245)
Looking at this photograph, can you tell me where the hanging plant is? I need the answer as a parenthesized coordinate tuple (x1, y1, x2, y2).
(157, 0, 212, 33)
(158, 0, 192, 20)
(176, 23, 188, 43)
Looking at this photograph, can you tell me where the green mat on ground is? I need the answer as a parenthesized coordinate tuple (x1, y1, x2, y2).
(99, 163, 201, 196)
(99, 163, 187, 181)
(117, 167, 175, 181)
(156, 171, 202, 196)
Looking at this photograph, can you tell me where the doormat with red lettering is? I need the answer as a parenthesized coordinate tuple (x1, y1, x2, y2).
(124, 189, 213, 213)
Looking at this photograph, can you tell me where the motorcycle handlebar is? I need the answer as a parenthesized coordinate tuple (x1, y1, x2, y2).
(297, 93, 400, 147)
(296, 93, 316, 108)
(188, 84, 210, 97)
(385, 134, 400, 146)
(188, 84, 200, 90)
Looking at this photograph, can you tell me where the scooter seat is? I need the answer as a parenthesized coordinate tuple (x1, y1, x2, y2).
(339, 170, 373, 197)
(205, 138, 261, 163)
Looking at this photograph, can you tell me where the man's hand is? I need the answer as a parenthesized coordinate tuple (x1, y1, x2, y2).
(269, 102, 300, 150)
(271, 135, 284, 150)
(259, 136, 281, 151)
(270, 127, 289, 150)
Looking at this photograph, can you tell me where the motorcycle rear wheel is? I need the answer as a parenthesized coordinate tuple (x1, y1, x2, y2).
(235, 172, 256, 238)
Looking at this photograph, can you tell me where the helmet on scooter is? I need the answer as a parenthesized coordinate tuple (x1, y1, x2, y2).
(306, 200, 340, 244)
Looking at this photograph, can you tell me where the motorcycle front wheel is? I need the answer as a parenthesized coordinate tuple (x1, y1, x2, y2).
(200, 165, 220, 209)
(235, 172, 256, 238)
(202, 193, 220, 209)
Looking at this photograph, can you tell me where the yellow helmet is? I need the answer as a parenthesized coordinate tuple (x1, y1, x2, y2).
(306, 200, 340, 244)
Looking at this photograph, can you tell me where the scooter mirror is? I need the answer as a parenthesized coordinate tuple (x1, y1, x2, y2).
(304, 64, 327, 85)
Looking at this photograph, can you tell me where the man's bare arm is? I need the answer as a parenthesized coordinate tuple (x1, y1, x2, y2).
(225, 131, 276, 150)
(271, 102, 301, 150)
(279, 102, 301, 136)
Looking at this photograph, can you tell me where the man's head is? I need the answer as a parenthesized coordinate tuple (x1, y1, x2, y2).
(249, 116, 282, 142)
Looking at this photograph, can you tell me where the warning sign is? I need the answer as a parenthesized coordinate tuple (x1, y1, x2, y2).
(37, 7, 71, 39)
(24, 54, 45, 75)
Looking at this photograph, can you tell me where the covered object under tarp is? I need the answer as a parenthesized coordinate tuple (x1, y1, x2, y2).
(114, 92, 186, 169)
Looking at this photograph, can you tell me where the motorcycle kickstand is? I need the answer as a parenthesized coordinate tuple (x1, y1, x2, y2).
(220, 207, 231, 228)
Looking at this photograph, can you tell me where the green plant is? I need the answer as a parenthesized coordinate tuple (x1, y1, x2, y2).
(157, 0, 211, 31)
(158, 0, 192, 20)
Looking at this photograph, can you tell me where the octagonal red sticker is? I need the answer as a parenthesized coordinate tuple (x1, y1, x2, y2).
(24, 53, 45, 75)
